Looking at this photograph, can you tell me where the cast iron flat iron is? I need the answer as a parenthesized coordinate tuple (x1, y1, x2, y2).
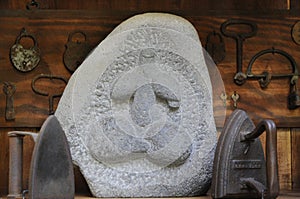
(211, 109, 279, 199)
(7, 116, 74, 199)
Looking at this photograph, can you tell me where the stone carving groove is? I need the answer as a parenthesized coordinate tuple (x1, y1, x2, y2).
(55, 13, 217, 197)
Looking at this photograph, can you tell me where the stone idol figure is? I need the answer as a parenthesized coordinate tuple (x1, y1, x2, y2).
(55, 13, 218, 197)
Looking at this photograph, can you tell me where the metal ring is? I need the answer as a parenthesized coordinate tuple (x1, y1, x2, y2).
(67, 31, 87, 43)
(31, 74, 68, 96)
(221, 19, 257, 39)
(16, 28, 38, 49)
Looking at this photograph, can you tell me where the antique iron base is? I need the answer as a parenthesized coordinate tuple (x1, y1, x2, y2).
(211, 109, 279, 199)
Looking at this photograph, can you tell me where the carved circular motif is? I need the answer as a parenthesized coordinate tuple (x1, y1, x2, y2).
(57, 22, 217, 197)
(74, 47, 215, 180)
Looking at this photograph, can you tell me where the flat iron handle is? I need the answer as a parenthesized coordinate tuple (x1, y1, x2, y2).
(244, 120, 279, 199)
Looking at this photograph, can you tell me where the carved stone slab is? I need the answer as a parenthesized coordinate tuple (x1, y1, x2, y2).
(55, 13, 217, 197)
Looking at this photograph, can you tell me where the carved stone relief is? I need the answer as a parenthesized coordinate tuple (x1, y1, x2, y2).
(55, 13, 217, 197)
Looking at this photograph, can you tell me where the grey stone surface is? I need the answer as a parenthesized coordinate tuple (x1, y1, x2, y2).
(55, 13, 217, 197)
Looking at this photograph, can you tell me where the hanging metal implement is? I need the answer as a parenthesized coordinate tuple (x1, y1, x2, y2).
(221, 19, 257, 85)
(31, 74, 68, 114)
(63, 31, 92, 72)
(3, 82, 16, 121)
(246, 48, 300, 110)
(10, 28, 40, 72)
(205, 30, 226, 64)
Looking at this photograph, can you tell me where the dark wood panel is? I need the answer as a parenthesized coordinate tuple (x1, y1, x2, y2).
(277, 129, 292, 190)
(291, 0, 300, 10)
(292, 128, 300, 190)
(190, 14, 300, 127)
(0, 10, 299, 127)
(0, 129, 10, 195)
(0, 0, 288, 11)
(74, 165, 91, 195)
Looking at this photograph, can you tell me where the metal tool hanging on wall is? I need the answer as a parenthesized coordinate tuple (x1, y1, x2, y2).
(221, 19, 257, 85)
(10, 28, 40, 72)
(205, 30, 226, 64)
(3, 82, 16, 121)
(31, 74, 68, 115)
(211, 109, 279, 199)
(63, 31, 92, 72)
(247, 48, 300, 110)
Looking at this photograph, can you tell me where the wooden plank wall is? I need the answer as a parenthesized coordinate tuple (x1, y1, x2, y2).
(0, 0, 300, 197)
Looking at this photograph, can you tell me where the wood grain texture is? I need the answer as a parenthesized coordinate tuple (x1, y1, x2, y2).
(0, 129, 10, 195)
(277, 129, 292, 190)
(290, 0, 300, 10)
(291, 128, 300, 189)
(0, 10, 299, 127)
(192, 14, 300, 127)
(0, 0, 289, 11)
